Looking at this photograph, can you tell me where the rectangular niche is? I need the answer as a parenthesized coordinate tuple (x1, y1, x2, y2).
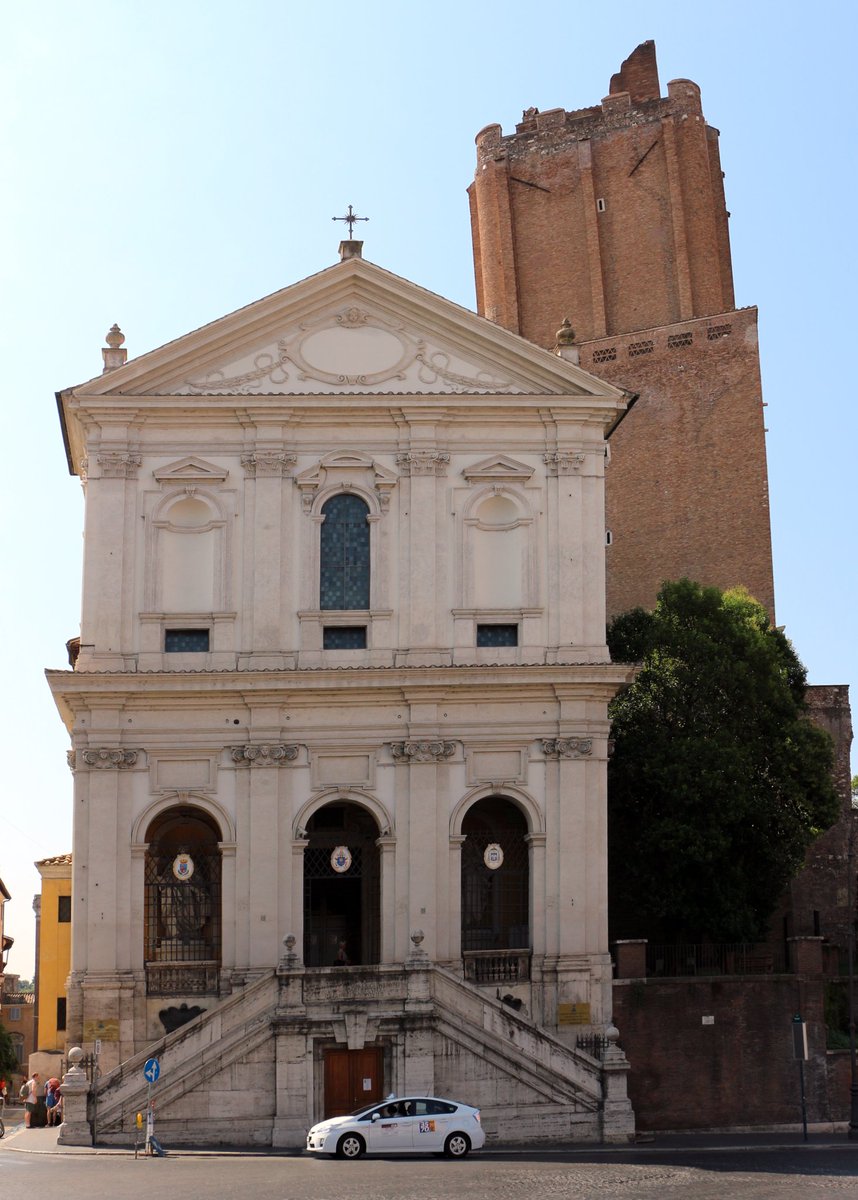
(150, 754, 217, 793)
(311, 751, 375, 790)
(465, 746, 528, 787)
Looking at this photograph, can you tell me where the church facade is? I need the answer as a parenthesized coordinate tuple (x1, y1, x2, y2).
(49, 246, 635, 1145)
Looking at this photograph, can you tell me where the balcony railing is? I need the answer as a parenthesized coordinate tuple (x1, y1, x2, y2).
(463, 949, 531, 985)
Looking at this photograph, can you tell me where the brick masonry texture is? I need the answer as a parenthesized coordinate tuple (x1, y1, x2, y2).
(612, 971, 850, 1130)
(468, 41, 775, 620)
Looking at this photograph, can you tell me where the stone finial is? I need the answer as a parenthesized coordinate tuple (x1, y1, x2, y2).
(102, 323, 128, 373)
(278, 933, 301, 971)
(66, 1046, 85, 1075)
(554, 317, 580, 365)
(556, 317, 576, 345)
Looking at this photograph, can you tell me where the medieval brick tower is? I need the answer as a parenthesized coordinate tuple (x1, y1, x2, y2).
(468, 41, 775, 619)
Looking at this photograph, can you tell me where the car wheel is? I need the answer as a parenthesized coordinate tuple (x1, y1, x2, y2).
(444, 1132, 470, 1158)
(336, 1132, 366, 1159)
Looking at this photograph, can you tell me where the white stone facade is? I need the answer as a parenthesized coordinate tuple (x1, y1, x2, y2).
(49, 250, 635, 1145)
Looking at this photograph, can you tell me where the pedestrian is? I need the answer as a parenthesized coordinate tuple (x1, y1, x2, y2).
(45, 1078, 61, 1126)
(23, 1072, 41, 1128)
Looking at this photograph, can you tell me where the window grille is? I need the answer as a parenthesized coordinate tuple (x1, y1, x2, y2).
(477, 624, 518, 647)
(320, 494, 370, 609)
(144, 812, 221, 969)
(707, 323, 732, 340)
(593, 347, 617, 363)
(323, 626, 367, 649)
(165, 629, 210, 652)
(461, 800, 529, 952)
(628, 340, 654, 357)
(667, 332, 693, 349)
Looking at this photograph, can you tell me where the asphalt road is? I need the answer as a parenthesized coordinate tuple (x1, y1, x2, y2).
(2, 1140, 858, 1199)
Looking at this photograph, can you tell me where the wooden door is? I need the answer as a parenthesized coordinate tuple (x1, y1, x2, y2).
(324, 1046, 384, 1118)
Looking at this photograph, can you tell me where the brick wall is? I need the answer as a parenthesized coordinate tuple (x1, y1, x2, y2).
(613, 971, 852, 1130)
(770, 685, 855, 950)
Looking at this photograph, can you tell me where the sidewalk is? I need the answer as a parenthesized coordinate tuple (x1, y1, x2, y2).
(3, 1121, 858, 1158)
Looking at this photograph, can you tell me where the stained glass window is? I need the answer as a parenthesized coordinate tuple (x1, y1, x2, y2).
(320, 494, 370, 610)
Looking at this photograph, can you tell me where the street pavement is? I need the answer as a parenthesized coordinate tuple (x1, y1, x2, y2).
(2, 1118, 858, 1199)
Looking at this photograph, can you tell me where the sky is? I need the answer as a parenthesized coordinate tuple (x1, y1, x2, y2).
(1, 1, 855, 982)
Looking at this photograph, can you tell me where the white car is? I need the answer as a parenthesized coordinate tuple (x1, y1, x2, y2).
(306, 1094, 485, 1159)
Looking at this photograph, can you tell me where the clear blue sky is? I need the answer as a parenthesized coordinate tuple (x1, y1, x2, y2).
(1, 1, 855, 979)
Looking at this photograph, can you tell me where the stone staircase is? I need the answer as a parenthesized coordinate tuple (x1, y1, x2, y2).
(89, 962, 631, 1146)
(93, 972, 279, 1144)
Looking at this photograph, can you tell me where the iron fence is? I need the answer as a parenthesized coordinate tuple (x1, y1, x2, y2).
(643, 942, 788, 977)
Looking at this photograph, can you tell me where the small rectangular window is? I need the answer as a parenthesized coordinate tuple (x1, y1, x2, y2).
(9, 1006, 21, 1022)
(477, 624, 518, 647)
(323, 626, 367, 650)
(56, 997, 67, 1031)
(165, 629, 210, 652)
(58, 895, 71, 923)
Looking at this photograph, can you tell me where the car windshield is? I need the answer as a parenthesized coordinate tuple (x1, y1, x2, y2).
(346, 1100, 390, 1117)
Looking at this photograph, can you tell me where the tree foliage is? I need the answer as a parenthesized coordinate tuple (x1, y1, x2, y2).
(607, 579, 839, 943)
(0, 1022, 19, 1076)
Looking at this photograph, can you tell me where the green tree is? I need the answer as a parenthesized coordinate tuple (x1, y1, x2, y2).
(607, 579, 839, 943)
(0, 1021, 18, 1076)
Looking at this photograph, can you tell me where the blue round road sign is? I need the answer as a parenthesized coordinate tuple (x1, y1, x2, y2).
(143, 1057, 161, 1083)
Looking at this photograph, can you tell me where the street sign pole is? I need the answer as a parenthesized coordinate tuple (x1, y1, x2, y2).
(142, 1057, 161, 1156)
(792, 1015, 809, 1142)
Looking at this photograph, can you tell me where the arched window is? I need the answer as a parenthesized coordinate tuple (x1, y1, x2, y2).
(320, 494, 370, 609)
(144, 806, 222, 995)
(461, 797, 529, 952)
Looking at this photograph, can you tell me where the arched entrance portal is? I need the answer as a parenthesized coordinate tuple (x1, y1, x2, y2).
(144, 805, 222, 995)
(303, 803, 380, 967)
(461, 796, 530, 954)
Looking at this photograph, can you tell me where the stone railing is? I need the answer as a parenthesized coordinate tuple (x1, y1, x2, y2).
(145, 961, 220, 996)
(463, 948, 531, 985)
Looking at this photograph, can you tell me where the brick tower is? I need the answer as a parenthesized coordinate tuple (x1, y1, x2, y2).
(468, 41, 775, 619)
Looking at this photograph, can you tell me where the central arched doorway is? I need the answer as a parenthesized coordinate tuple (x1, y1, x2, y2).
(303, 802, 380, 967)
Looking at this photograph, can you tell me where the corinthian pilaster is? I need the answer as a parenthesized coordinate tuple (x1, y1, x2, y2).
(96, 452, 141, 478)
(390, 740, 456, 763)
(395, 450, 450, 477)
(541, 738, 593, 758)
(79, 749, 139, 769)
(230, 744, 299, 766)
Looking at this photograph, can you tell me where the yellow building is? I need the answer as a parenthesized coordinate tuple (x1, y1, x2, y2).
(35, 854, 72, 1051)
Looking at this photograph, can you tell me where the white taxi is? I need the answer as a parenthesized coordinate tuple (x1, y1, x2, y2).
(305, 1094, 485, 1158)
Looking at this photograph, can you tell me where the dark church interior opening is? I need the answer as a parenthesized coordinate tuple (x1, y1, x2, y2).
(461, 797, 529, 951)
(303, 803, 381, 966)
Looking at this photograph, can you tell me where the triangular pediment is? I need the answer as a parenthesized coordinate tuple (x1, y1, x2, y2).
(153, 456, 229, 484)
(462, 454, 535, 482)
(67, 257, 627, 404)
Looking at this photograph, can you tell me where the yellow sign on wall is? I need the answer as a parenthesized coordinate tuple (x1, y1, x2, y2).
(557, 1002, 591, 1026)
(83, 1019, 120, 1042)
